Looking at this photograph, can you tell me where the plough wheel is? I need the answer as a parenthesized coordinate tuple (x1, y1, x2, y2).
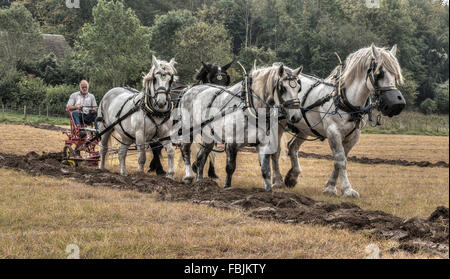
(63, 145, 79, 167)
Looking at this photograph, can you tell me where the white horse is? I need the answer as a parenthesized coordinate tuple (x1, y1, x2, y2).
(175, 63, 303, 191)
(97, 56, 177, 177)
(276, 44, 405, 198)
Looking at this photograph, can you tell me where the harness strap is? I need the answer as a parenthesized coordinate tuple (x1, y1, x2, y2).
(300, 109, 326, 141)
(117, 96, 137, 141)
(86, 103, 140, 146)
(299, 81, 328, 141)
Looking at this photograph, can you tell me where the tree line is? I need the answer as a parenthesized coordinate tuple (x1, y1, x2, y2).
(0, 0, 448, 115)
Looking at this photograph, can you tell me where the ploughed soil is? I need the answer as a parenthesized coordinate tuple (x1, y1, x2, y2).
(0, 151, 448, 257)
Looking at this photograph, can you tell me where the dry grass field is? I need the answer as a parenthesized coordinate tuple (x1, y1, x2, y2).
(0, 123, 448, 258)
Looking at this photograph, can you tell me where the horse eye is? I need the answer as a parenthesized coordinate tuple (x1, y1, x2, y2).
(289, 80, 297, 88)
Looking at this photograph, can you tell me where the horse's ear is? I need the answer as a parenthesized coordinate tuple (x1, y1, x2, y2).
(169, 58, 177, 67)
(222, 59, 235, 71)
(152, 55, 160, 68)
(202, 61, 212, 72)
(390, 44, 398, 57)
(293, 66, 303, 76)
(371, 43, 380, 60)
(278, 64, 285, 76)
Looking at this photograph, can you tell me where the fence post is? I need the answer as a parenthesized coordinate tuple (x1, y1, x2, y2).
(46, 103, 49, 120)
(23, 105, 27, 120)
(2, 103, 4, 120)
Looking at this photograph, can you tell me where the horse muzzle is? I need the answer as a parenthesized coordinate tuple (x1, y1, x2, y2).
(378, 88, 406, 117)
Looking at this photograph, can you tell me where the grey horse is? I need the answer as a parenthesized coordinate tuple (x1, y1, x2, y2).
(97, 56, 177, 177)
(277, 44, 405, 198)
(175, 63, 303, 191)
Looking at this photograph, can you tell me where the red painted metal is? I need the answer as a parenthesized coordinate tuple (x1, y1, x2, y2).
(63, 108, 99, 166)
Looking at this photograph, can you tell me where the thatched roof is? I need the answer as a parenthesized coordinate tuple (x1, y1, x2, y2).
(42, 34, 71, 58)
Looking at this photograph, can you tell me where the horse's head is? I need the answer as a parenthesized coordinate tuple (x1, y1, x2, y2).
(143, 56, 177, 110)
(367, 44, 406, 117)
(270, 64, 303, 124)
(336, 44, 406, 117)
(194, 61, 233, 86)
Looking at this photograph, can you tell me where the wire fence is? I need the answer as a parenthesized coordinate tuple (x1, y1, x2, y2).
(1, 103, 68, 119)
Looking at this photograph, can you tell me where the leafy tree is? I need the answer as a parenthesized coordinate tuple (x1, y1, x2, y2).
(398, 69, 419, 110)
(238, 46, 276, 71)
(150, 9, 197, 60)
(12, 0, 97, 46)
(0, 0, 11, 7)
(174, 21, 233, 81)
(0, 5, 43, 104)
(75, 0, 152, 88)
(434, 80, 449, 114)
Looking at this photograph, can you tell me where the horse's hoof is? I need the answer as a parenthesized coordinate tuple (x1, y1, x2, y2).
(342, 189, 360, 199)
(223, 184, 231, 189)
(265, 185, 273, 192)
(166, 174, 174, 180)
(272, 181, 285, 189)
(323, 187, 338, 196)
(284, 169, 299, 188)
(182, 176, 194, 184)
(284, 176, 298, 188)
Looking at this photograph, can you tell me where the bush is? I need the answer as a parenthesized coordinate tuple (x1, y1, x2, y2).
(45, 84, 79, 115)
(16, 76, 46, 108)
(419, 98, 437, 115)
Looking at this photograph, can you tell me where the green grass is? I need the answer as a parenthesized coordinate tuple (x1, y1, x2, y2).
(362, 111, 449, 136)
(0, 111, 69, 126)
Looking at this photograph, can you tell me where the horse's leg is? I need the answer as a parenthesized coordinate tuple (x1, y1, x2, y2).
(207, 151, 219, 179)
(118, 142, 130, 176)
(325, 127, 360, 198)
(148, 142, 166, 175)
(340, 130, 361, 197)
(163, 142, 175, 180)
(99, 130, 112, 170)
(224, 143, 238, 188)
(195, 143, 214, 181)
(135, 130, 146, 173)
(181, 143, 194, 184)
(284, 134, 306, 188)
(257, 143, 273, 192)
(271, 125, 285, 188)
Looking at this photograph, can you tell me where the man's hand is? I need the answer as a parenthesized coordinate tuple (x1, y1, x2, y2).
(67, 104, 83, 111)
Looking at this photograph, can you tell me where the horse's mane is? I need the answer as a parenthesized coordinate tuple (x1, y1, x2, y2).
(327, 46, 404, 86)
(142, 59, 177, 88)
(250, 63, 284, 102)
